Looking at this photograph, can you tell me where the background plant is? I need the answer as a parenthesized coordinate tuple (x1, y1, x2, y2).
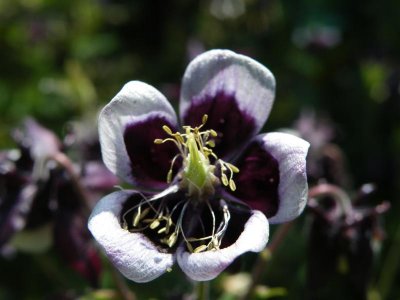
(0, 0, 399, 299)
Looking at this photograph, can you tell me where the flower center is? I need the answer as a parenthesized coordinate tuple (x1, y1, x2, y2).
(121, 115, 240, 254)
(154, 114, 239, 200)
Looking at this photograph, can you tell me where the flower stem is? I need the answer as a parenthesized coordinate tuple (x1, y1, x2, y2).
(51, 152, 136, 300)
(241, 222, 293, 300)
(196, 280, 210, 300)
(50, 152, 92, 213)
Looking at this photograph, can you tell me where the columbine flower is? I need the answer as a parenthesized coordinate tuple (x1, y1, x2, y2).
(0, 119, 113, 286)
(88, 49, 309, 282)
(307, 183, 389, 299)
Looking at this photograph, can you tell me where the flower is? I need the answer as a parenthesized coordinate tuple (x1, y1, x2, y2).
(88, 49, 310, 282)
(0, 119, 116, 286)
(307, 183, 389, 299)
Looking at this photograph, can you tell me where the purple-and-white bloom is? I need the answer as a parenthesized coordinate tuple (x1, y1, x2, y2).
(88, 49, 310, 282)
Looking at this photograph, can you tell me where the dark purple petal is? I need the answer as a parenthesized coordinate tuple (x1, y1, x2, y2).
(24, 171, 57, 229)
(99, 81, 178, 188)
(225, 133, 309, 223)
(124, 115, 180, 190)
(183, 91, 256, 159)
(0, 182, 37, 248)
(306, 188, 389, 299)
(0, 156, 30, 245)
(227, 140, 280, 218)
(307, 207, 340, 299)
(180, 49, 276, 158)
(54, 175, 102, 287)
(54, 211, 102, 287)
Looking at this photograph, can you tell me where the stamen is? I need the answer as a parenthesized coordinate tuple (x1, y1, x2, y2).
(157, 227, 167, 234)
(202, 114, 208, 125)
(229, 180, 236, 192)
(156, 114, 240, 195)
(162, 125, 173, 135)
(218, 160, 239, 192)
(210, 129, 218, 137)
(206, 140, 215, 148)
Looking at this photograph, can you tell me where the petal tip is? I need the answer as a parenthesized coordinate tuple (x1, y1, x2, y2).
(262, 133, 310, 224)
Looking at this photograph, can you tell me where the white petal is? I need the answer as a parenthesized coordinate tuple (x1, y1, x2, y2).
(262, 132, 310, 224)
(177, 210, 268, 281)
(180, 49, 276, 132)
(88, 190, 174, 282)
(98, 81, 178, 185)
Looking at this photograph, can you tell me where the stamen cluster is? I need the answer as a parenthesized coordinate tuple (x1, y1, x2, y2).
(122, 115, 240, 253)
(121, 191, 232, 253)
(154, 114, 239, 195)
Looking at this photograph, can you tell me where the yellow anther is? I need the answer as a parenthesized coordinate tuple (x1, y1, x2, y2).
(202, 114, 208, 125)
(193, 244, 208, 253)
(227, 163, 239, 173)
(154, 139, 163, 144)
(210, 129, 218, 137)
(221, 173, 229, 186)
(167, 217, 173, 227)
(167, 232, 178, 247)
(150, 219, 160, 229)
(157, 227, 167, 234)
(229, 179, 236, 191)
(162, 125, 173, 135)
(206, 140, 215, 148)
(211, 236, 220, 249)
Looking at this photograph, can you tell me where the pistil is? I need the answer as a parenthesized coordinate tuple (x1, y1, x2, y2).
(154, 114, 238, 198)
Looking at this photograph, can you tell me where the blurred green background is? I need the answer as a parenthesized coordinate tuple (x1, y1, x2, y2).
(1, 0, 400, 299)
